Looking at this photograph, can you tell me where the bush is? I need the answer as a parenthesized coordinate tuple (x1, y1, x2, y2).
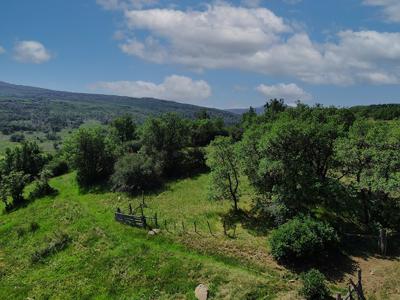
(31, 232, 71, 263)
(9, 133, 25, 142)
(29, 222, 40, 232)
(269, 217, 339, 264)
(111, 153, 162, 195)
(179, 148, 208, 176)
(300, 269, 330, 300)
(46, 158, 69, 177)
(29, 170, 58, 200)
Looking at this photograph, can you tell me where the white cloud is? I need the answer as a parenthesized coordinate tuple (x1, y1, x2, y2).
(256, 83, 312, 102)
(97, 0, 157, 10)
(13, 41, 52, 64)
(113, 3, 400, 86)
(90, 75, 211, 103)
(0, 45, 5, 54)
(363, 0, 400, 22)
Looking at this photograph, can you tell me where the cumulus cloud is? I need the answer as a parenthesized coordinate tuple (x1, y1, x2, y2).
(13, 41, 52, 64)
(363, 0, 400, 22)
(0, 45, 5, 54)
(90, 75, 211, 103)
(112, 3, 400, 86)
(256, 83, 312, 102)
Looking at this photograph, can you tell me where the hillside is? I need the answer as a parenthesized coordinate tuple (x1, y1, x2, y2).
(0, 81, 239, 134)
(1, 172, 399, 299)
(0, 173, 294, 299)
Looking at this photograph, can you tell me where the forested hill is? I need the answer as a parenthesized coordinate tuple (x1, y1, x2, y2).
(0, 81, 239, 133)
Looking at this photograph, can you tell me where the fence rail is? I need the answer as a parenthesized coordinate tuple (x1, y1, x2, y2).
(337, 269, 365, 300)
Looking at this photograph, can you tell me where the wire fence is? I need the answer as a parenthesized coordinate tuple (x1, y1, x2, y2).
(115, 204, 238, 238)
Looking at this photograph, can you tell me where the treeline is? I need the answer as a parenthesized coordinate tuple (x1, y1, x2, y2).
(350, 103, 400, 120)
(206, 100, 400, 298)
(0, 111, 228, 210)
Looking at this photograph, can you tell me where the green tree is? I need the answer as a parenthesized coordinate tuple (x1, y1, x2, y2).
(264, 98, 286, 118)
(239, 115, 340, 216)
(63, 127, 117, 186)
(140, 113, 189, 177)
(335, 120, 400, 228)
(1, 171, 30, 210)
(111, 153, 162, 195)
(2, 141, 47, 179)
(110, 115, 137, 143)
(206, 136, 240, 211)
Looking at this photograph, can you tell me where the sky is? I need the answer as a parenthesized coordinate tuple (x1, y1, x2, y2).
(1, 0, 400, 109)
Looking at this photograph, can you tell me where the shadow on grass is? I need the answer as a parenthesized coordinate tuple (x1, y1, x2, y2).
(3, 190, 59, 214)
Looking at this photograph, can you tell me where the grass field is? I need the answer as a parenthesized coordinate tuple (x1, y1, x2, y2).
(0, 173, 399, 299)
(0, 120, 102, 157)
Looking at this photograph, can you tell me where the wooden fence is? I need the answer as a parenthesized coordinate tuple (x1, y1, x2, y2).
(336, 269, 365, 300)
(114, 205, 237, 237)
(115, 205, 158, 229)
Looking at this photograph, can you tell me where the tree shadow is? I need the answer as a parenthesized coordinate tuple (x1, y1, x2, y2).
(2, 190, 59, 214)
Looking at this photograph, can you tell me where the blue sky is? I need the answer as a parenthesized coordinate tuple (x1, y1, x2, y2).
(1, 0, 400, 109)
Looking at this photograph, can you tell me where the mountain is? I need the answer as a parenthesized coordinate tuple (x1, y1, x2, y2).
(0, 81, 239, 133)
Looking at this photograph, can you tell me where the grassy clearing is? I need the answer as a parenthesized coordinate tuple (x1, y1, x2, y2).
(0, 120, 101, 156)
(0, 173, 294, 299)
(1, 172, 399, 299)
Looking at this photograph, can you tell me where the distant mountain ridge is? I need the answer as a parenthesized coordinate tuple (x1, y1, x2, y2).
(0, 81, 239, 123)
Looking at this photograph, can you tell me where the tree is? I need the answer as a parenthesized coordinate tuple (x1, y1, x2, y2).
(2, 141, 47, 179)
(140, 113, 189, 177)
(189, 117, 226, 147)
(335, 120, 400, 229)
(238, 116, 340, 216)
(63, 127, 117, 186)
(1, 171, 30, 210)
(111, 153, 162, 195)
(264, 98, 286, 118)
(195, 109, 211, 120)
(110, 115, 137, 143)
(206, 136, 241, 211)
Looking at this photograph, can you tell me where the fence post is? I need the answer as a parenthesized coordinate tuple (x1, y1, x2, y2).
(357, 269, 366, 300)
(223, 220, 227, 236)
(140, 204, 146, 228)
(117, 207, 121, 213)
(141, 190, 147, 208)
(181, 221, 185, 232)
(154, 213, 158, 228)
(349, 285, 353, 300)
(164, 220, 168, 232)
(207, 221, 213, 236)
(129, 203, 133, 215)
(336, 294, 342, 300)
(194, 221, 197, 233)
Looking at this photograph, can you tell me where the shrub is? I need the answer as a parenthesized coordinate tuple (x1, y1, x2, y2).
(9, 133, 25, 143)
(16, 227, 26, 238)
(300, 269, 330, 300)
(111, 153, 162, 195)
(31, 232, 71, 263)
(269, 217, 339, 264)
(29, 222, 40, 232)
(29, 170, 58, 200)
(46, 158, 69, 177)
(179, 148, 208, 176)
